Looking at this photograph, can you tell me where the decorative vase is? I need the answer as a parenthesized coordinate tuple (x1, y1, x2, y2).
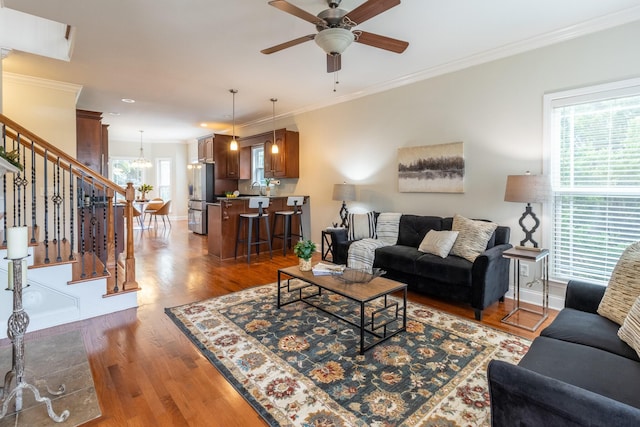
(298, 258, 312, 272)
(141, 192, 147, 201)
(265, 186, 271, 197)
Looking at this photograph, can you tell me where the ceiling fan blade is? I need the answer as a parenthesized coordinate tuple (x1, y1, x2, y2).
(268, 0, 323, 25)
(355, 31, 408, 53)
(261, 34, 316, 54)
(345, 0, 401, 25)
(327, 54, 342, 73)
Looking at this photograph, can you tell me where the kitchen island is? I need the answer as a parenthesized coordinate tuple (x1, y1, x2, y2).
(207, 196, 310, 260)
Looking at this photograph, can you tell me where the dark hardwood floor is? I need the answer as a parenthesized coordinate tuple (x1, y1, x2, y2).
(27, 220, 557, 426)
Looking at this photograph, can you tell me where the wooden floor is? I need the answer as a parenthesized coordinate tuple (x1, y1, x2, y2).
(29, 220, 557, 426)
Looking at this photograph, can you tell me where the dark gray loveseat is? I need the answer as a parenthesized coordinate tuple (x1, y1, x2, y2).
(488, 280, 640, 426)
(329, 214, 512, 320)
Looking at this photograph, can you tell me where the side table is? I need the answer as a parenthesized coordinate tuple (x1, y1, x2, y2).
(321, 228, 342, 261)
(501, 247, 549, 332)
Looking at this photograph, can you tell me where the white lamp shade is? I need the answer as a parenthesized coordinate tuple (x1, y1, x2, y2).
(315, 28, 355, 55)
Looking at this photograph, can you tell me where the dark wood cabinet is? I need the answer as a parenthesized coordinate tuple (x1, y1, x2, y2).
(263, 129, 299, 178)
(76, 109, 108, 176)
(198, 136, 214, 163)
(214, 134, 239, 179)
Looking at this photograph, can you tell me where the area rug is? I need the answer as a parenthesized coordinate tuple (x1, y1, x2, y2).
(165, 282, 530, 427)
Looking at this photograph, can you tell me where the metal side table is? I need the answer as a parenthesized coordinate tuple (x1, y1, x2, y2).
(501, 247, 549, 332)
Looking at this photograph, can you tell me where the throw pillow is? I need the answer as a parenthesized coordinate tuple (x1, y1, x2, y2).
(418, 230, 459, 258)
(347, 212, 376, 241)
(449, 214, 498, 262)
(375, 212, 402, 245)
(618, 295, 640, 358)
(598, 241, 640, 325)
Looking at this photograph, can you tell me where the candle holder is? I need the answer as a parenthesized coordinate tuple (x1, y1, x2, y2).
(0, 251, 69, 422)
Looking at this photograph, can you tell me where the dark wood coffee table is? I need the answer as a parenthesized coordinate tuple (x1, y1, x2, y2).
(277, 266, 407, 354)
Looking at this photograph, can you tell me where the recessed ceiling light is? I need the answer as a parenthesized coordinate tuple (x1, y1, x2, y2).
(200, 123, 208, 127)
(121, 98, 135, 103)
(109, 112, 121, 116)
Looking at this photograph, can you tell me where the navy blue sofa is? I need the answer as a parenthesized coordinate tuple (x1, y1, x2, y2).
(488, 280, 640, 426)
(328, 214, 512, 320)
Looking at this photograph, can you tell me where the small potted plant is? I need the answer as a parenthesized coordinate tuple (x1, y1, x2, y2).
(136, 183, 153, 200)
(293, 239, 316, 272)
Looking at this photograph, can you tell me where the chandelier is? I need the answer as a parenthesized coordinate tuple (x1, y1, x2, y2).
(133, 130, 152, 168)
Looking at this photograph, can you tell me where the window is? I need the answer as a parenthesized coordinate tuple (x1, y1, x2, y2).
(252, 145, 264, 184)
(544, 78, 640, 284)
(111, 158, 144, 190)
(157, 159, 171, 201)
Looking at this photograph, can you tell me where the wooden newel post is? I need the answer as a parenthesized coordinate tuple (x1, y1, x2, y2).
(123, 183, 138, 290)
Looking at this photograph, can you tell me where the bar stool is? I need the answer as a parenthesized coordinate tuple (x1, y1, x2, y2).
(235, 197, 272, 263)
(271, 196, 305, 256)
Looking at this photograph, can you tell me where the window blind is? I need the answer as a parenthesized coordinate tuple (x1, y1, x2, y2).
(548, 82, 640, 284)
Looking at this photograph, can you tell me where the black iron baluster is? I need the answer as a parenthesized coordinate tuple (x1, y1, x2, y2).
(43, 149, 50, 264)
(69, 164, 75, 261)
(113, 205, 119, 293)
(90, 179, 97, 277)
(62, 169, 67, 243)
(20, 143, 26, 227)
(54, 158, 62, 262)
(12, 136, 17, 227)
(80, 173, 86, 278)
(102, 191, 107, 275)
(30, 141, 36, 244)
(2, 125, 7, 244)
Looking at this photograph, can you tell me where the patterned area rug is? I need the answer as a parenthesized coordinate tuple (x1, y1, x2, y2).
(165, 282, 529, 426)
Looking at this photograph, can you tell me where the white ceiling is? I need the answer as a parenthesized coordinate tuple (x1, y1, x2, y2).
(3, 0, 640, 144)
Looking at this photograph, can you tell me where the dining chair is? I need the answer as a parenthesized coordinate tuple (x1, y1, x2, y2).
(149, 200, 172, 228)
(144, 198, 164, 226)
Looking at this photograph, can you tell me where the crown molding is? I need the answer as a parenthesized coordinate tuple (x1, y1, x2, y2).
(2, 72, 82, 102)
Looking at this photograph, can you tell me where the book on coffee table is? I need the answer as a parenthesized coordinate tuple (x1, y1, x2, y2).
(312, 262, 345, 276)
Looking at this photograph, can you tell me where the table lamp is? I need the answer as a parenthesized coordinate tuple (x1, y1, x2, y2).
(504, 172, 549, 248)
(332, 183, 356, 228)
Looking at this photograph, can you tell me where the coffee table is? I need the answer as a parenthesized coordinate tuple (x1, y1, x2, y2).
(277, 266, 408, 354)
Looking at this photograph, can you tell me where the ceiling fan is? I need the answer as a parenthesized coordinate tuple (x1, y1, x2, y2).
(261, 0, 409, 73)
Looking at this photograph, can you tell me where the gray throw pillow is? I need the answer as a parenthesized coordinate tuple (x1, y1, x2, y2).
(449, 214, 498, 262)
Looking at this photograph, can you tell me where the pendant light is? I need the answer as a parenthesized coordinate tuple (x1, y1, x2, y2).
(270, 98, 279, 154)
(133, 130, 152, 168)
(229, 89, 238, 151)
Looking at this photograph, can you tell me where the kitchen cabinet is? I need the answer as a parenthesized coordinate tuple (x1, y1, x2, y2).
(214, 134, 239, 179)
(198, 136, 214, 163)
(239, 129, 300, 179)
(76, 109, 108, 176)
(263, 129, 299, 178)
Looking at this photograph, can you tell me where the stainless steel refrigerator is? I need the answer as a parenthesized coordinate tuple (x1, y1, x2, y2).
(188, 163, 215, 234)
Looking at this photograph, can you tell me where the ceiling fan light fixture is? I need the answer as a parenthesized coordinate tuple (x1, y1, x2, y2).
(271, 98, 279, 154)
(314, 28, 354, 55)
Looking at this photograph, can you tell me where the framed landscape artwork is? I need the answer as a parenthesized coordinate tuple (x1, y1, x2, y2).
(398, 142, 465, 193)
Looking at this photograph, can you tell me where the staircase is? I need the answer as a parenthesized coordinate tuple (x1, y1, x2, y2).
(0, 113, 139, 339)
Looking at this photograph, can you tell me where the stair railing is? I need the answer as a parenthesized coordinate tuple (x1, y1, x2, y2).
(0, 113, 138, 293)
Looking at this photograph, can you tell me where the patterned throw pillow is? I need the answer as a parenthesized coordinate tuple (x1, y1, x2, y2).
(449, 214, 498, 262)
(418, 230, 459, 258)
(618, 295, 640, 358)
(347, 212, 376, 241)
(598, 241, 640, 325)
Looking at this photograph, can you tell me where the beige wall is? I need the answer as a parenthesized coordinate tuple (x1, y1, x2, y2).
(242, 21, 640, 254)
(2, 72, 79, 156)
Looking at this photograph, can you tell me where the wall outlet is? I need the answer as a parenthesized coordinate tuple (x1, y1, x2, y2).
(520, 264, 529, 277)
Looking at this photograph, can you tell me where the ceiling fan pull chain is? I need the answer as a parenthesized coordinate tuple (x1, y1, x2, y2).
(333, 70, 340, 92)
